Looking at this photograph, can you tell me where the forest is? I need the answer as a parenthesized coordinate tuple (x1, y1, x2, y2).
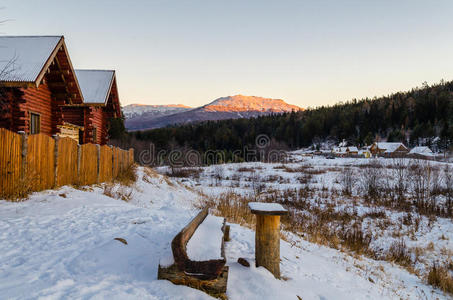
(111, 80, 453, 163)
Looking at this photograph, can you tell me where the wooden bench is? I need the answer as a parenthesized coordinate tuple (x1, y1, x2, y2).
(158, 208, 230, 299)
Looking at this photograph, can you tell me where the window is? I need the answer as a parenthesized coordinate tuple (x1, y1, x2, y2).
(30, 112, 40, 134)
(92, 127, 97, 143)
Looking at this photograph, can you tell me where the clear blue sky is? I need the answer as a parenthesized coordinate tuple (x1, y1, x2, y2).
(2, 0, 453, 107)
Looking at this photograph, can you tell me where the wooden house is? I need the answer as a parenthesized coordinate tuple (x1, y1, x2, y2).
(369, 142, 409, 157)
(408, 146, 434, 159)
(0, 36, 84, 136)
(62, 70, 122, 145)
(332, 146, 359, 157)
(0, 36, 123, 145)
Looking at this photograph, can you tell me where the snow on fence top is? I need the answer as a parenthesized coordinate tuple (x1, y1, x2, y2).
(248, 202, 288, 215)
(186, 215, 224, 261)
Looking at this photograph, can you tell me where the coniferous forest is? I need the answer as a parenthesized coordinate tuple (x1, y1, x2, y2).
(113, 80, 453, 162)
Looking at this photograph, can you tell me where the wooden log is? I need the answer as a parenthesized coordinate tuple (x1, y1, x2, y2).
(223, 225, 230, 242)
(158, 264, 228, 299)
(171, 208, 226, 279)
(158, 209, 229, 298)
(255, 215, 281, 278)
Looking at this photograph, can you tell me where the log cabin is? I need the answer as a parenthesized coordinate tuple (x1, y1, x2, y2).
(62, 70, 122, 145)
(0, 36, 84, 136)
(369, 142, 409, 157)
(0, 36, 123, 145)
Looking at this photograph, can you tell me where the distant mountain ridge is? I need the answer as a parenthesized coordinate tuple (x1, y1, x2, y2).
(122, 104, 192, 119)
(124, 95, 302, 130)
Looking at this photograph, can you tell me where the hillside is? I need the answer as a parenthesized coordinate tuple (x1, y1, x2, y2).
(125, 80, 453, 156)
(124, 95, 302, 130)
(0, 166, 448, 299)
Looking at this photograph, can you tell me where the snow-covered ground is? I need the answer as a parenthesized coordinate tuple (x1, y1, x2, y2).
(0, 166, 451, 299)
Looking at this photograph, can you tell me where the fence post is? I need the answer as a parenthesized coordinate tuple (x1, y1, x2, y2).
(129, 148, 134, 165)
(77, 144, 81, 183)
(96, 144, 100, 183)
(110, 145, 114, 179)
(53, 135, 59, 187)
(18, 131, 27, 184)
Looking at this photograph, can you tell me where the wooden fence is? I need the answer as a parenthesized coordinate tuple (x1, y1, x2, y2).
(0, 128, 134, 199)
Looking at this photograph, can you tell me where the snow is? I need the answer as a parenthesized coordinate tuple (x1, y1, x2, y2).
(0, 166, 451, 299)
(75, 69, 114, 104)
(248, 202, 287, 214)
(186, 215, 224, 261)
(0, 36, 61, 82)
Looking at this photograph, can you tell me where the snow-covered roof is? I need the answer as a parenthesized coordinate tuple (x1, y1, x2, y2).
(0, 36, 62, 82)
(375, 142, 407, 153)
(333, 146, 358, 153)
(75, 70, 114, 104)
(333, 147, 347, 153)
(409, 146, 433, 155)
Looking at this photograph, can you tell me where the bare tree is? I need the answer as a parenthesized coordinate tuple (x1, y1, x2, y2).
(360, 159, 383, 202)
(339, 167, 355, 196)
(250, 170, 265, 200)
(392, 157, 409, 202)
(213, 165, 224, 186)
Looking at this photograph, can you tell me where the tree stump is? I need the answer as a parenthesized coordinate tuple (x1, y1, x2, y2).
(248, 202, 287, 279)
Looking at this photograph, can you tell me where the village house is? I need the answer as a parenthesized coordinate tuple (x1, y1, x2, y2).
(0, 36, 123, 145)
(0, 36, 84, 136)
(332, 145, 359, 157)
(369, 142, 409, 157)
(62, 70, 122, 144)
(408, 146, 434, 158)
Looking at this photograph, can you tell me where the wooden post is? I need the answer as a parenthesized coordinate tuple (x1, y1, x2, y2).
(77, 144, 81, 183)
(18, 131, 27, 184)
(96, 144, 100, 183)
(53, 135, 59, 187)
(248, 202, 287, 279)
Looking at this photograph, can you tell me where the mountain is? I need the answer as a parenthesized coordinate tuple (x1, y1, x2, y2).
(125, 80, 453, 155)
(123, 104, 192, 130)
(124, 95, 302, 130)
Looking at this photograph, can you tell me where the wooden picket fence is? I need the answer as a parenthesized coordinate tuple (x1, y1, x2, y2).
(0, 128, 134, 199)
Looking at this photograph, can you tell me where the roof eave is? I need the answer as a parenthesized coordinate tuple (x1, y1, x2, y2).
(33, 36, 85, 103)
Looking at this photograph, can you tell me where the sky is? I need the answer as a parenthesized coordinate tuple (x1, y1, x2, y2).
(2, 0, 453, 108)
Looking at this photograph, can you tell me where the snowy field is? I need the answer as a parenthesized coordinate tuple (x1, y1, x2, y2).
(0, 165, 451, 299)
(157, 154, 453, 298)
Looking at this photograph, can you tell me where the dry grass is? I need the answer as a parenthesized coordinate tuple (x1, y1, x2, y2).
(114, 164, 138, 187)
(103, 183, 133, 201)
(3, 171, 40, 201)
(386, 239, 412, 267)
(166, 167, 203, 179)
(427, 263, 453, 295)
(198, 192, 255, 227)
(236, 167, 256, 173)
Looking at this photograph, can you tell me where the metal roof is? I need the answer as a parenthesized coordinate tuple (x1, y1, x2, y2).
(74, 70, 114, 104)
(0, 36, 62, 82)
